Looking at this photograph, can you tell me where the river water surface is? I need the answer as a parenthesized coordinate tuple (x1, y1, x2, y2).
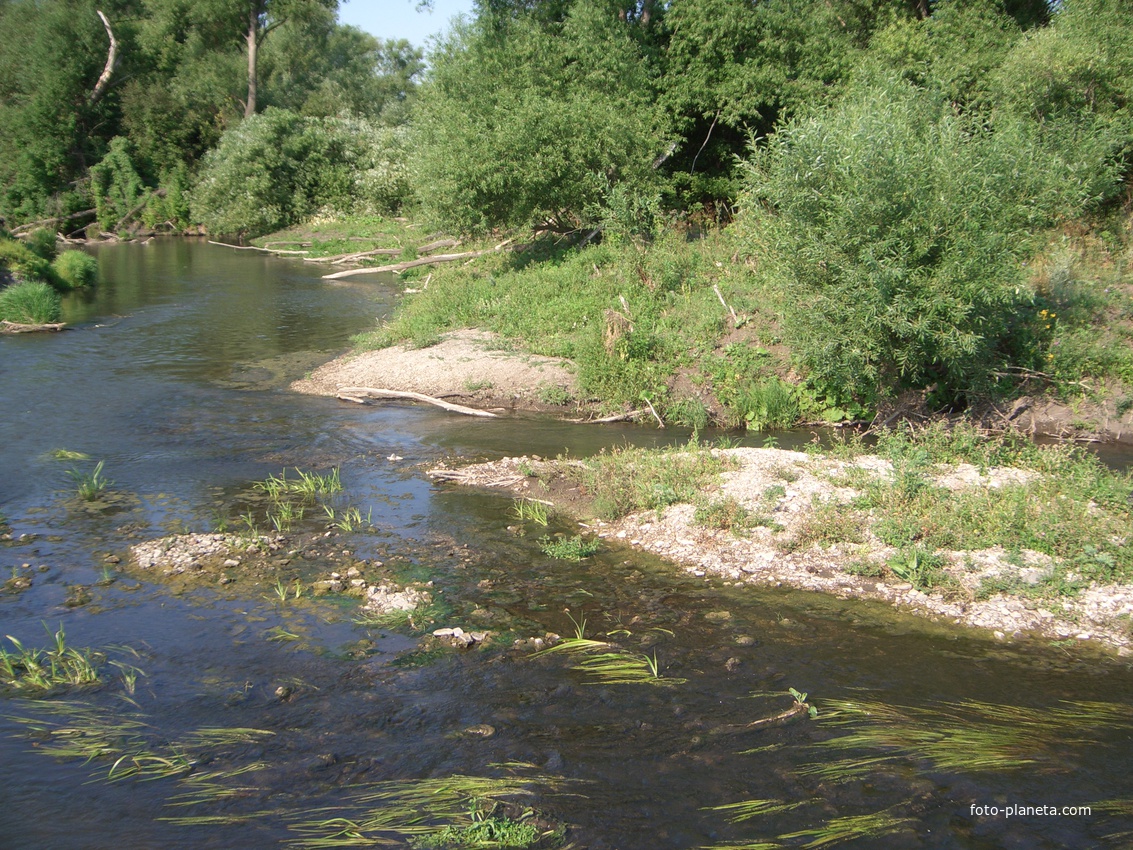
(1, 241, 1130, 849)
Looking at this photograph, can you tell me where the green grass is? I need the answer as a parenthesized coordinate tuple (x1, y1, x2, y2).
(51, 250, 98, 289)
(562, 438, 734, 520)
(512, 498, 549, 526)
(10, 700, 275, 784)
(538, 534, 599, 561)
(0, 280, 62, 324)
(67, 459, 112, 501)
(286, 768, 576, 848)
(530, 613, 685, 687)
(787, 423, 1133, 588)
(255, 468, 342, 502)
(0, 625, 104, 693)
(803, 697, 1132, 781)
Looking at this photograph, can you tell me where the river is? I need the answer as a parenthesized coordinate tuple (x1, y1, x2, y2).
(0, 240, 1130, 849)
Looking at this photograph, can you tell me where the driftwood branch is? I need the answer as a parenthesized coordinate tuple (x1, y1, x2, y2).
(323, 239, 515, 281)
(89, 11, 119, 105)
(567, 409, 646, 424)
(306, 247, 401, 264)
(337, 387, 498, 418)
(641, 395, 665, 428)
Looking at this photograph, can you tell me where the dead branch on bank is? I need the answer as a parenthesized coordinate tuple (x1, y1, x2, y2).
(336, 387, 498, 418)
(12, 210, 97, 236)
(322, 239, 515, 280)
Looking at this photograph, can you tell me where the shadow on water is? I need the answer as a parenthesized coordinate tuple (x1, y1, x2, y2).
(1, 242, 1131, 849)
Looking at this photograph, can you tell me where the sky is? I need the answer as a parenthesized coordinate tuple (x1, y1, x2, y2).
(337, 0, 477, 49)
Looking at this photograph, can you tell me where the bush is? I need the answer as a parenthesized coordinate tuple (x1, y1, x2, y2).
(190, 109, 409, 238)
(23, 228, 57, 260)
(736, 74, 1125, 407)
(0, 237, 54, 284)
(89, 137, 146, 231)
(52, 250, 98, 289)
(0, 281, 62, 324)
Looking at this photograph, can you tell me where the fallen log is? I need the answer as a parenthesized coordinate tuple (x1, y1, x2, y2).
(207, 240, 308, 255)
(418, 238, 460, 255)
(323, 239, 515, 280)
(337, 387, 498, 418)
(1, 320, 67, 334)
(305, 247, 401, 264)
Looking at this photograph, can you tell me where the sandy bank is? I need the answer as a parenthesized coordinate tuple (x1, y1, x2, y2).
(291, 329, 578, 414)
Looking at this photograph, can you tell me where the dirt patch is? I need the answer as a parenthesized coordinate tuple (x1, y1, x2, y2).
(291, 329, 578, 413)
(427, 448, 1133, 654)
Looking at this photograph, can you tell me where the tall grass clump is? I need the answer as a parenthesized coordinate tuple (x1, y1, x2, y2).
(736, 73, 1125, 410)
(52, 251, 98, 289)
(0, 280, 62, 324)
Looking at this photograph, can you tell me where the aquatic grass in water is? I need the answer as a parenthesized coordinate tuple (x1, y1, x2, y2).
(287, 767, 579, 848)
(530, 614, 685, 687)
(0, 625, 104, 693)
(256, 468, 343, 503)
(538, 534, 599, 561)
(67, 459, 112, 501)
(512, 498, 549, 526)
(10, 700, 275, 785)
(804, 697, 1133, 780)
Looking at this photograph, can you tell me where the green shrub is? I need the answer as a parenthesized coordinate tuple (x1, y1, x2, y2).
(736, 74, 1125, 407)
(0, 237, 54, 284)
(89, 137, 146, 231)
(191, 110, 409, 238)
(52, 250, 98, 289)
(23, 228, 57, 261)
(0, 281, 62, 324)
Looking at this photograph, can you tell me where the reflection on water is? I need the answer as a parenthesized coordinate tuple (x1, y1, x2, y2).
(0, 242, 1131, 849)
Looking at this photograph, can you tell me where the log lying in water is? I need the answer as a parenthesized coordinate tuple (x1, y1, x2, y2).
(1, 320, 67, 334)
(337, 386, 498, 418)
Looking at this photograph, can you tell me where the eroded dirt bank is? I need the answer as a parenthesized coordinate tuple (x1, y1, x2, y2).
(428, 448, 1133, 654)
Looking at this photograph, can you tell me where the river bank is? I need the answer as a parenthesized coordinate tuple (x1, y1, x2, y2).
(426, 437, 1133, 654)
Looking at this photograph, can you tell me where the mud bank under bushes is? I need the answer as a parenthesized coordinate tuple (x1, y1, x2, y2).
(428, 446, 1133, 654)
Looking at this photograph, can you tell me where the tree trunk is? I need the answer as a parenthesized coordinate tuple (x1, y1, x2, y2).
(245, 6, 259, 118)
(89, 11, 118, 105)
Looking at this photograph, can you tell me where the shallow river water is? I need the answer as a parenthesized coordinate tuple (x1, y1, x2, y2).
(1, 240, 1131, 849)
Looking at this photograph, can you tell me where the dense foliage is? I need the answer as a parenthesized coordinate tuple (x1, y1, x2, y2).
(736, 74, 1124, 407)
(191, 109, 409, 236)
(3, 0, 1132, 417)
(0, 0, 423, 229)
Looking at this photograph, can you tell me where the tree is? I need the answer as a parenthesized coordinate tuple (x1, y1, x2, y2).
(411, 0, 668, 233)
(233, 0, 337, 117)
